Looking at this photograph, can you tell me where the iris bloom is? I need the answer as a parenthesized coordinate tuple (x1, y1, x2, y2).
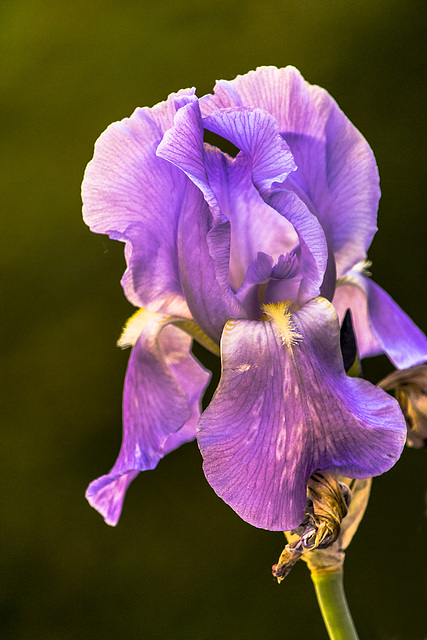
(82, 66, 427, 531)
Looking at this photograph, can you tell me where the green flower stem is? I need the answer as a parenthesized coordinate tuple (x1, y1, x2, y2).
(311, 570, 359, 640)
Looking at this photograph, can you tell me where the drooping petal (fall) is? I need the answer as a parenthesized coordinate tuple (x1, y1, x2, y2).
(86, 313, 210, 525)
(82, 89, 196, 315)
(196, 298, 406, 531)
(333, 272, 427, 368)
(201, 66, 380, 278)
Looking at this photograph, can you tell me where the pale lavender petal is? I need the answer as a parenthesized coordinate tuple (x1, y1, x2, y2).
(197, 298, 405, 531)
(86, 319, 210, 525)
(201, 66, 380, 278)
(334, 273, 427, 368)
(82, 89, 195, 315)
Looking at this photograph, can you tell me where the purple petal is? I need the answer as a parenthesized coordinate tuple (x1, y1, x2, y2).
(333, 277, 382, 359)
(203, 107, 296, 192)
(334, 273, 427, 368)
(235, 251, 274, 317)
(271, 252, 300, 280)
(201, 66, 380, 278)
(158, 99, 320, 307)
(157, 99, 222, 220)
(265, 251, 303, 308)
(86, 317, 210, 525)
(82, 89, 195, 315)
(263, 189, 328, 304)
(236, 251, 301, 319)
(203, 149, 299, 292)
(203, 107, 329, 302)
(156, 101, 246, 341)
(177, 180, 246, 342)
(197, 298, 405, 531)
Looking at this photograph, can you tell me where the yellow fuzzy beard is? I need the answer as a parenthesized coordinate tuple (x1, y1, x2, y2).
(262, 301, 302, 349)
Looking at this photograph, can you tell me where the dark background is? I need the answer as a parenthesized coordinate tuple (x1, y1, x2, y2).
(1, 1, 426, 638)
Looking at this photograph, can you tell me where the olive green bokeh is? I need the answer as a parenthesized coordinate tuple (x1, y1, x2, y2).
(1, 1, 426, 638)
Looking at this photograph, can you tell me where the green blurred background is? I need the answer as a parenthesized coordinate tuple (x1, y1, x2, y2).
(1, 0, 426, 638)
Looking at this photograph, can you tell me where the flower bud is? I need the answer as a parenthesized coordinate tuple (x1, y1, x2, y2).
(378, 364, 427, 448)
(272, 473, 372, 581)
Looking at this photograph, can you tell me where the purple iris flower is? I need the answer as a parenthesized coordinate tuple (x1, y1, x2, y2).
(82, 66, 427, 531)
